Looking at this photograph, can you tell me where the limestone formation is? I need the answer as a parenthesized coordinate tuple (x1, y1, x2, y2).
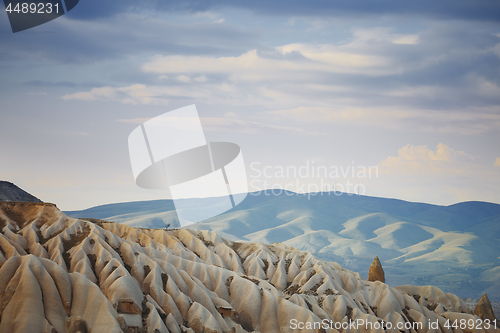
(0, 202, 492, 333)
(367, 256, 385, 283)
(474, 293, 497, 321)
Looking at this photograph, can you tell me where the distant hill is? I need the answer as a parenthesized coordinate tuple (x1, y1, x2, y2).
(65, 199, 179, 229)
(0, 181, 42, 203)
(65, 191, 500, 301)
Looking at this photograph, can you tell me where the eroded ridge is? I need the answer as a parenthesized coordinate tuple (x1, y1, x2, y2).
(0, 202, 494, 333)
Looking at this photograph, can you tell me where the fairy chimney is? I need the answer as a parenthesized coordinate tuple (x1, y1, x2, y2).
(367, 256, 385, 283)
(474, 293, 497, 321)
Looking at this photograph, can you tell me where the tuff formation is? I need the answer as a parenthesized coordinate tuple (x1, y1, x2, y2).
(474, 293, 497, 321)
(0, 202, 496, 333)
(367, 256, 385, 283)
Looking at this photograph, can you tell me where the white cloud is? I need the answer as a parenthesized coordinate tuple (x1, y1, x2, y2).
(62, 81, 311, 108)
(379, 143, 473, 177)
(194, 11, 221, 20)
(192, 12, 224, 24)
(64, 83, 500, 135)
(392, 35, 419, 45)
(142, 45, 392, 80)
(392, 143, 469, 162)
(278, 43, 388, 68)
(176, 75, 191, 83)
(352, 27, 419, 45)
(62, 26, 500, 136)
(194, 75, 208, 82)
(62, 84, 170, 105)
(495, 157, 500, 167)
(63, 83, 251, 106)
(373, 144, 500, 205)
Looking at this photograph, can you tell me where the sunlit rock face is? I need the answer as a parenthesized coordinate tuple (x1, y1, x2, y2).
(367, 256, 385, 283)
(0, 202, 494, 333)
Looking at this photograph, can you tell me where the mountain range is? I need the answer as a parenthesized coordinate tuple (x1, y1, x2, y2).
(64, 190, 500, 301)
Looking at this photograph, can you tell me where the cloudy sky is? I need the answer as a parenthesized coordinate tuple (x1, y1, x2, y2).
(1, 0, 499, 210)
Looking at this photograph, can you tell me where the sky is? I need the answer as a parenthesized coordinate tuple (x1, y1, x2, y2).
(1, 0, 499, 210)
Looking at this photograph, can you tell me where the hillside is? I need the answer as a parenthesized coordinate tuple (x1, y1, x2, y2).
(0, 181, 42, 203)
(65, 191, 500, 301)
(2, 201, 497, 332)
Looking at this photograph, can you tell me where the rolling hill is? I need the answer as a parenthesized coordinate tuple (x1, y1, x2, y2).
(64, 191, 500, 301)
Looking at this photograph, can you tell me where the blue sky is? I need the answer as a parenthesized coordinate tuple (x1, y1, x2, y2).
(1, 1, 500, 210)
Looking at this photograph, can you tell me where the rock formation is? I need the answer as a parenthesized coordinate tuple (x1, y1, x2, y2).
(0, 201, 495, 333)
(367, 256, 385, 283)
(474, 293, 497, 321)
(0, 181, 42, 203)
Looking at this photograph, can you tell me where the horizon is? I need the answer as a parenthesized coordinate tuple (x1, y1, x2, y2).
(62, 191, 500, 212)
(3, 179, 497, 212)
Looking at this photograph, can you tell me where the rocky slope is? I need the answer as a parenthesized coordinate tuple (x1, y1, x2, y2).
(0, 202, 497, 333)
(0, 181, 42, 203)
